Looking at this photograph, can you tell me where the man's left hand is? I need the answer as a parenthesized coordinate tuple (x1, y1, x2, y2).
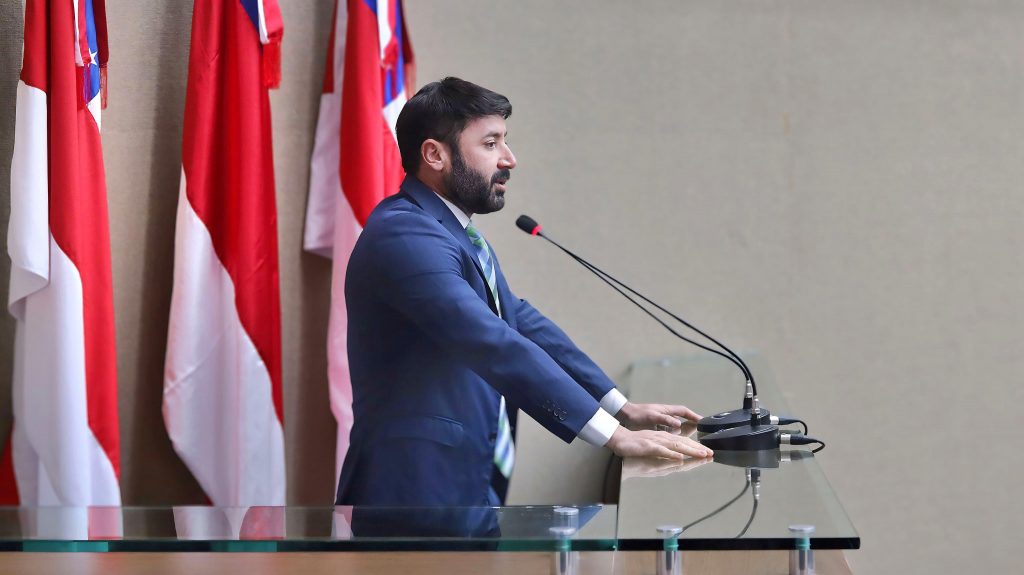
(617, 402, 703, 431)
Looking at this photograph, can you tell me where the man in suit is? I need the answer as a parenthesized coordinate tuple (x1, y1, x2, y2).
(336, 77, 711, 508)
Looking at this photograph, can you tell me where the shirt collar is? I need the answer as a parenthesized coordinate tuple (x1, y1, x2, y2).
(433, 192, 472, 229)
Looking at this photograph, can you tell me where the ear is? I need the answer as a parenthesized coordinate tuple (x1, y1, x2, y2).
(421, 139, 447, 173)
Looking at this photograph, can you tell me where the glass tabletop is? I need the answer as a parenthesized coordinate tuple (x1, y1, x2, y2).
(0, 505, 617, 552)
(615, 356, 859, 550)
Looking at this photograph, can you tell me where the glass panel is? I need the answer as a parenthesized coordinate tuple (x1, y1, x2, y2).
(0, 357, 858, 553)
(0, 505, 617, 552)
(615, 356, 859, 550)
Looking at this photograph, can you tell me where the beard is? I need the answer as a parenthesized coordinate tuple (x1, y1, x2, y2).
(443, 148, 510, 215)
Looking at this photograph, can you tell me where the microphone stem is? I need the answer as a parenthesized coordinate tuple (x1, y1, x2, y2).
(569, 253, 748, 381)
(540, 233, 757, 396)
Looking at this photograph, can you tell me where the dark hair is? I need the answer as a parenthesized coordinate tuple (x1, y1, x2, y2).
(396, 77, 512, 174)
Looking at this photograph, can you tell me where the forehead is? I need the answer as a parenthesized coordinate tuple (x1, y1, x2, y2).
(459, 115, 508, 140)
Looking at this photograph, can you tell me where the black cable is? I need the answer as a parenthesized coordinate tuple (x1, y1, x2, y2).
(776, 417, 809, 435)
(681, 478, 750, 533)
(786, 434, 825, 453)
(734, 498, 758, 539)
(675, 472, 761, 539)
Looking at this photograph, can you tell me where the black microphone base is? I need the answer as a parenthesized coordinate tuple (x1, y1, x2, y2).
(699, 424, 780, 451)
(712, 449, 815, 469)
(697, 408, 771, 433)
(713, 449, 784, 469)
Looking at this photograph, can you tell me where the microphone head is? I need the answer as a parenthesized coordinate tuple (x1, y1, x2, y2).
(516, 215, 542, 236)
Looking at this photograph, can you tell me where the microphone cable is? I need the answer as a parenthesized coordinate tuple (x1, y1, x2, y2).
(735, 468, 761, 539)
(680, 476, 750, 533)
(774, 416, 809, 435)
(735, 497, 759, 539)
(781, 434, 826, 453)
(675, 469, 761, 539)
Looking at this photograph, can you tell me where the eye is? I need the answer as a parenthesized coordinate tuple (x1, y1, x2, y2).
(484, 141, 497, 149)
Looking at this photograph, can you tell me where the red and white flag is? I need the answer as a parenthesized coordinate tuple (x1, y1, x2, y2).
(305, 0, 414, 486)
(3, 0, 121, 521)
(163, 0, 285, 506)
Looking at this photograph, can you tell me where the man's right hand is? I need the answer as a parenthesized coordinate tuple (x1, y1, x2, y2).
(605, 426, 713, 460)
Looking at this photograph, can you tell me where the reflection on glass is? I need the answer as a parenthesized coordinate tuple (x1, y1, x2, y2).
(0, 504, 615, 551)
(172, 506, 284, 540)
(347, 506, 501, 539)
(7, 507, 123, 540)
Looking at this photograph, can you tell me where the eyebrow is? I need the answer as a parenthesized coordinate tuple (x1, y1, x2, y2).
(483, 130, 507, 140)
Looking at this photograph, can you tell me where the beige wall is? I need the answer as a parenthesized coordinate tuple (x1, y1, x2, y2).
(2, 1, 1022, 573)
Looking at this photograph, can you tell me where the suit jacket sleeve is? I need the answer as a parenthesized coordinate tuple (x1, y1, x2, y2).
(363, 211, 601, 443)
(510, 298, 617, 403)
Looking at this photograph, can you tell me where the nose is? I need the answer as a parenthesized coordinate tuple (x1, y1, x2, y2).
(500, 144, 517, 170)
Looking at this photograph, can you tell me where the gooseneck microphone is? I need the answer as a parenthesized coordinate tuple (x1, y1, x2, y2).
(515, 215, 815, 452)
(515, 216, 757, 395)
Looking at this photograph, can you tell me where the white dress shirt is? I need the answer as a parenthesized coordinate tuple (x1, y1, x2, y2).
(435, 192, 626, 447)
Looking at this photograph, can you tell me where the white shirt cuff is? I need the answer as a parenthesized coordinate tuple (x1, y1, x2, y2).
(577, 408, 621, 447)
(599, 388, 628, 416)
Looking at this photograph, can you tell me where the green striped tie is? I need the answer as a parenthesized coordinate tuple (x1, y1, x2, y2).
(466, 223, 514, 478)
(465, 223, 501, 316)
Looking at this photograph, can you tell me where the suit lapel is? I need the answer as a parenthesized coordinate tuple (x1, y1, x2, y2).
(402, 178, 502, 318)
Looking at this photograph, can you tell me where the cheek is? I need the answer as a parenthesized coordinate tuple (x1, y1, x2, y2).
(468, 154, 498, 175)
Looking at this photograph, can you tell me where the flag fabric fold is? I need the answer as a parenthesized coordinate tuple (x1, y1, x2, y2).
(3, 0, 121, 524)
(304, 0, 414, 257)
(163, 0, 286, 506)
(305, 0, 414, 488)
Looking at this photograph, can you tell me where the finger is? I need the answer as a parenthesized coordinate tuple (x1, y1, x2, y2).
(657, 413, 683, 429)
(657, 425, 684, 436)
(667, 436, 712, 458)
(679, 442, 711, 458)
(650, 444, 687, 461)
(684, 437, 713, 457)
(649, 431, 696, 456)
(663, 405, 703, 422)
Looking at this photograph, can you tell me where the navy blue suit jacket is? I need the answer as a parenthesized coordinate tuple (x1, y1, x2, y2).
(335, 177, 618, 506)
